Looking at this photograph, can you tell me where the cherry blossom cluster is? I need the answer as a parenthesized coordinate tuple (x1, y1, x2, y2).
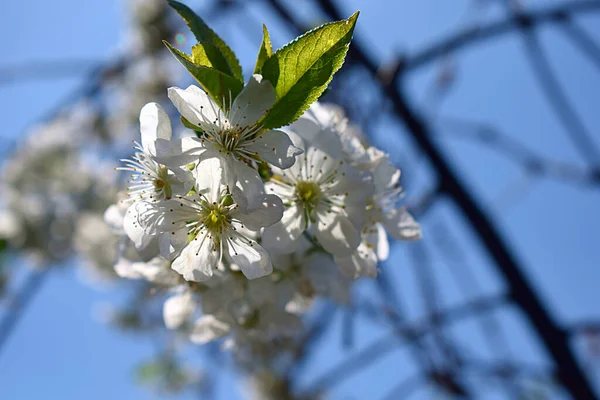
(105, 74, 421, 346)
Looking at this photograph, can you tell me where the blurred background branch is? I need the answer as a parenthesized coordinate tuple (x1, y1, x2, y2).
(1, 0, 599, 399)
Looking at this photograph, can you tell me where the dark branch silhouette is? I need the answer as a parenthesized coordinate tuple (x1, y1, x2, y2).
(517, 21, 600, 165)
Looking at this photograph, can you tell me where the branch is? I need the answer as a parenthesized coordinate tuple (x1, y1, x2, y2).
(403, 0, 600, 72)
(435, 115, 600, 185)
(559, 18, 600, 73)
(569, 320, 600, 334)
(0, 0, 235, 363)
(463, 357, 557, 382)
(300, 294, 506, 396)
(269, 0, 599, 397)
(10, 0, 231, 141)
(0, 268, 50, 357)
(518, 23, 600, 165)
(408, 243, 470, 395)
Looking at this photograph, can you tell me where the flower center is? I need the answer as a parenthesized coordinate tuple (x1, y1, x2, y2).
(218, 128, 243, 154)
(200, 201, 231, 235)
(153, 166, 172, 199)
(295, 180, 322, 211)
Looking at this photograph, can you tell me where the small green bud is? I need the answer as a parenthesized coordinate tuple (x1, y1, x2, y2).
(222, 194, 234, 207)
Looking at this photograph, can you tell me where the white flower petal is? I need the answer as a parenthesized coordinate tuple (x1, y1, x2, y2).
(172, 235, 218, 282)
(249, 130, 303, 169)
(103, 204, 125, 234)
(0, 209, 22, 241)
(227, 235, 272, 280)
(384, 208, 422, 241)
(133, 257, 180, 285)
(315, 212, 361, 256)
(190, 315, 231, 344)
(261, 205, 305, 253)
(200, 277, 244, 314)
(291, 103, 344, 159)
(230, 160, 265, 211)
(142, 198, 197, 234)
(163, 290, 195, 329)
(114, 257, 143, 279)
(123, 202, 155, 250)
(158, 229, 188, 260)
(233, 194, 283, 231)
(140, 102, 172, 156)
(334, 242, 378, 279)
(169, 166, 196, 195)
(156, 136, 206, 167)
(168, 85, 221, 127)
(151, 138, 175, 159)
(230, 74, 276, 128)
(375, 223, 390, 261)
(285, 294, 313, 315)
(195, 156, 225, 202)
(290, 112, 320, 141)
(373, 157, 401, 192)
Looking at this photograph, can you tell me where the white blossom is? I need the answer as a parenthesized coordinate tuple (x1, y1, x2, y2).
(289, 102, 421, 278)
(117, 102, 193, 250)
(190, 272, 300, 345)
(101, 79, 421, 351)
(0, 208, 24, 245)
(270, 242, 351, 314)
(163, 287, 196, 329)
(262, 131, 372, 257)
(166, 75, 302, 210)
(74, 212, 120, 283)
(139, 157, 282, 281)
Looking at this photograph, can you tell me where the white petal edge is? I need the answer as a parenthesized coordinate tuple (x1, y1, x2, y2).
(140, 102, 172, 155)
(123, 202, 154, 250)
(249, 130, 303, 169)
(163, 290, 195, 329)
(315, 213, 361, 256)
(227, 235, 272, 280)
(230, 74, 276, 128)
(384, 208, 422, 241)
(233, 194, 283, 231)
(172, 235, 219, 282)
(190, 315, 231, 344)
(261, 205, 306, 253)
(168, 85, 221, 127)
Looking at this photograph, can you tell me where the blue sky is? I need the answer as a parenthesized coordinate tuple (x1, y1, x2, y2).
(1, 0, 599, 399)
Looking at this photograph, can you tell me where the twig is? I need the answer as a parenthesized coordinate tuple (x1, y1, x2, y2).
(0, 268, 50, 357)
(560, 18, 600, 73)
(300, 293, 507, 396)
(519, 25, 600, 165)
(435, 115, 599, 185)
(270, 0, 599, 397)
(403, 0, 600, 72)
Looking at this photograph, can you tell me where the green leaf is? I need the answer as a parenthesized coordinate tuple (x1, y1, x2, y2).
(253, 24, 273, 75)
(191, 43, 211, 68)
(168, 0, 243, 81)
(180, 115, 202, 131)
(191, 42, 236, 78)
(136, 361, 166, 384)
(260, 11, 359, 129)
(165, 41, 244, 107)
